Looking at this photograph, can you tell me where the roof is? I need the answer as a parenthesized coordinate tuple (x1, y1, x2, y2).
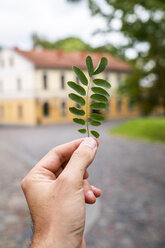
(14, 48, 131, 72)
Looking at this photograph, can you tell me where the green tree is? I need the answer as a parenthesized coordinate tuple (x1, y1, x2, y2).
(32, 33, 118, 56)
(32, 34, 93, 52)
(67, 0, 165, 114)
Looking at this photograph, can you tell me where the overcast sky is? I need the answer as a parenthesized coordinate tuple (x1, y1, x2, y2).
(0, 0, 118, 49)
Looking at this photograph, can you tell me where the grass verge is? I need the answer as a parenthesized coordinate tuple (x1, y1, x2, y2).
(110, 117, 165, 143)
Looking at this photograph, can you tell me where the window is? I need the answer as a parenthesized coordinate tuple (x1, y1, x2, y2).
(61, 101, 66, 116)
(0, 106, 4, 118)
(18, 105, 23, 119)
(117, 73, 122, 86)
(61, 73, 65, 89)
(91, 109, 100, 114)
(9, 57, 14, 67)
(43, 72, 48, 89)
(117, 99, 122, 113)
(106, 101, 110, 113)
(17, 78, 22, 91)
(0, 59, 4, 67)
(105, 72, 109, 81)
(0, 81, 3, 92)
(128, 100, 134, 112)
(43, 102, 49, 117)
(76, 103, 81, 109)
(76, 76, 80, 85)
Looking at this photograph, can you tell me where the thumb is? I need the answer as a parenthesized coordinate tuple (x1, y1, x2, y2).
(61, 137, 98, 182)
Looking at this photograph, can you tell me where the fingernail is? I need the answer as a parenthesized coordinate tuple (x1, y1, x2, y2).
(87, 190, 95, 198)
(91, 185, 97, 191)
(80, 137, 97, 149)
(91, 185, 101, 194)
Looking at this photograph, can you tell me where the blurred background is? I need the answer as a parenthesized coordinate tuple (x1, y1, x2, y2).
(0, 0, 165, 247)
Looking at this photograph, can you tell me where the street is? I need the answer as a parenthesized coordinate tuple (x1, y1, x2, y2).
(0, 121, 165, 248)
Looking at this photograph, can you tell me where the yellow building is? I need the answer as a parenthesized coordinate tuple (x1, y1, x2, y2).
(0, 48, 139, 125)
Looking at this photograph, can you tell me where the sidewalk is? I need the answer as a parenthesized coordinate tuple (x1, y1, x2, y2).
(0, 144, 31, 248)
(0, 123, 165, 247)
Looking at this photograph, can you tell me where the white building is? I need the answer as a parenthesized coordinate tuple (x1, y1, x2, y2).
(0, 47, 138, 125)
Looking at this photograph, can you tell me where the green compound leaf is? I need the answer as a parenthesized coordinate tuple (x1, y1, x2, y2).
(72, 66, 88, 86)
(69, 93, 85, 106)
(93, 57, 108, 75)
(78, 129, 86, 134)
(90, 102, 107, 110)
(90, 121, 101, 126)
(90, 113, 105, 121)
(73, 118, 85, 125)
(90, 94, 108, 104)
(90, 130, 100, 138)
(69, 107, 85, 116)
(69, 56, 111, 138)
(93, 79, 111, 89)
(86, 56, 94, 77)
(67, 81, 86, 96)
(91, 87, 110, 97)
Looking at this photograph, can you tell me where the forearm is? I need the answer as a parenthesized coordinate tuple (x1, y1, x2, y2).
(21, 138, 97, 248)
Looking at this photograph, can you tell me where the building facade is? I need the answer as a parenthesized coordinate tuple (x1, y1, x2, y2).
(0, 48, 139, 125)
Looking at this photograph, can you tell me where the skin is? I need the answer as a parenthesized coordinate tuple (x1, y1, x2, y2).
(21, 137, 101, 248)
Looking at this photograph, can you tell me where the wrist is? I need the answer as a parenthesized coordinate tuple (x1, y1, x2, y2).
(30, 231, 83, 248)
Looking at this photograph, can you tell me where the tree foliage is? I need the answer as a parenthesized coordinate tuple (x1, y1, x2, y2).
(67, 0, 165, 114)
(32, 35, 93, 52)
(32, 33, 120, 58)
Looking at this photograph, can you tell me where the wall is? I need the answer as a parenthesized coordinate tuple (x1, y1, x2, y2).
(34, 68, 139, 124)
(0, 49, 37, 125)
(36, 98, 73, 125)
(0, 49, 140, 125)
(106, 96, 140, 119)
(0, 49, 35, 100)
(0, 99, 37, 125)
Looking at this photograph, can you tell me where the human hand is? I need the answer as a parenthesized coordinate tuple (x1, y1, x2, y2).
(21, 137, 101, 248)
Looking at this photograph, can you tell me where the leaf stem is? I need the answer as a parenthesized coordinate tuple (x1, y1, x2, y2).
(86, 77, 91, 137)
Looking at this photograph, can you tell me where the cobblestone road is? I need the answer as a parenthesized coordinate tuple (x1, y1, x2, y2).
(0, 121, 165, 248)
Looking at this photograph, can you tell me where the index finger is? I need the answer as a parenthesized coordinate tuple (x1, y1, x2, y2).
(35, 138, 84, 173)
